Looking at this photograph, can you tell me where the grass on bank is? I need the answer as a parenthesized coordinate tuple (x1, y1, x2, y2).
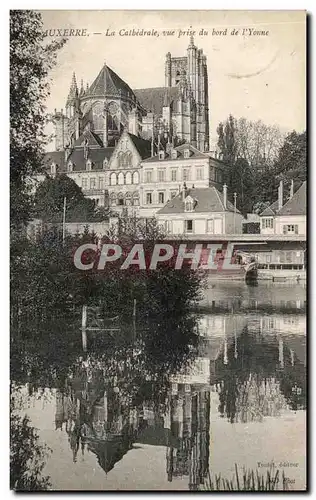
(202, 464, 289, 491)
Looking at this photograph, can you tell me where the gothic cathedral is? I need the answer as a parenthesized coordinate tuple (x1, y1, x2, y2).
(52, 36, 209, 153)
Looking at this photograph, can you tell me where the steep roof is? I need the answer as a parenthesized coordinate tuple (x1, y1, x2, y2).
(43, 147, 114, 173)
(260, 182, 307, 217)
(157, 187, 241, 215)
(142, 143, 207, 163)
(73, 129, 104, 148)
(86, 63, 135, 98)
(128, 132, 152, 160)
(133, 87, 179, 115)
(260, 200, 279, 217)
(277, 181, 306, 216)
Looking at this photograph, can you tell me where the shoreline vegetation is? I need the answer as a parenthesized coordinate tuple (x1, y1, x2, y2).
(202, 465, 290, 491)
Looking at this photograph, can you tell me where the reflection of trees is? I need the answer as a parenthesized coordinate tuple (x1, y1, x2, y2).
(215, 327, 306, 423)
(37, 313, 202, 474)
(11, 317, 82, 394)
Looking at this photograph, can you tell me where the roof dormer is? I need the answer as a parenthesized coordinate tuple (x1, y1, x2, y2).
(183, 149, 190, 159)
(171, 149, 178, 160)
(86, 159, 92, 171)
(158, 150, 165, 160)
(103, 158, 108, 169)
(51, 163, 57, 175)
(184, 195, 194, 212)
(67, 161, 73, 172)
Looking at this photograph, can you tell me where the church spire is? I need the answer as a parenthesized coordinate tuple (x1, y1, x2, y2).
(71, 72, 78, 93)
(79, 79, 84, 96)
(68, 72, 78, 101)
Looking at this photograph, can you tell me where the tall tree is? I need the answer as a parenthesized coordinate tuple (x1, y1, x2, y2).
(10, 10, 65, 228)
(217, 115, 286, 213)
(217, 114, 238, 169)
(236, 118, 284, 170)
(273, 130, 307, 189)
(33, 174, 96, 222)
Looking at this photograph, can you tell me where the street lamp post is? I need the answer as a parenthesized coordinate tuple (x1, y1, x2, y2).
(62, 196, 66, 244)
(233, 192, 237, 234)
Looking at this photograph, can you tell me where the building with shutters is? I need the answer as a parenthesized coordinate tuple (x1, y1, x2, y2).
(156, 184, 243, 236)
(260, 181, 306, 237)
(139, 143, 226, 218)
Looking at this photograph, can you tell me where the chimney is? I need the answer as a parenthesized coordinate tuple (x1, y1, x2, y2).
(182, 182, 187, 201)
(290, 179, 294, 199)
(223, 184, 227, 209)
(278, 180, 283, 211)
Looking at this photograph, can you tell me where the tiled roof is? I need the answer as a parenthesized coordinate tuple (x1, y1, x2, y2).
(128, 133, 152, 160)
(86, 63, 135, 98)
(260, 200, 279, 217)
(43, 131, 151, 173)
(73, 130, 104, 148)
(133, 87, 179, 115)
(277, 181, 306, 216)
(157, 187, 241, 215)
(260, 182, 307, 217)
(43, 147, 114, 172)
(142, 143, 207, 163)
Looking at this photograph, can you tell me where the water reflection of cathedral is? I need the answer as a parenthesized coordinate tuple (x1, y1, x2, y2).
(54, 309, 305, 487)
(165, 384, 210, 490)
(54, 374, 211, 489)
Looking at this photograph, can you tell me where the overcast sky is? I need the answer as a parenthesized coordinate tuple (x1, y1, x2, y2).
(40, 10, 306, 149)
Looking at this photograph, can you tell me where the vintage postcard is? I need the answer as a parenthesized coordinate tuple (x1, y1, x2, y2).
(10, 10, 306, 491)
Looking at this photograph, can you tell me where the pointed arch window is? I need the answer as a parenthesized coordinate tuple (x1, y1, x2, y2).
(110, 192, 117, 206)
(110, 172, 117, 185)
(184, 197, 194, 212)
(92, 102, 104, 132)
(125, 192, 132, 206)
(132, 192, 140, 206)
(117, 192, 124, 206)
(125, 151, 132, 167)
(132, 171, 139, 184)
(118, 172, 125, 185)
(125, 172, 132, 185)
(118, 151, 124, 168)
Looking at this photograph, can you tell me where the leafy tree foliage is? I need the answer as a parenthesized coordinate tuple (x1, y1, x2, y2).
(273, 131, 307, 193)
(33, 174, 96, 222)
(217, 115, 306, 212)
(10, 10, 65, 228)
(11, 215, 204, 331)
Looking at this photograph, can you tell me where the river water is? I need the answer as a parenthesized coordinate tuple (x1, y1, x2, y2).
(11, 282, 306, 491)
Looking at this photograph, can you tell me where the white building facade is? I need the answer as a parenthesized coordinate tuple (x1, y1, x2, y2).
(139, 144, 226, 218)
(156, 184, 243, 236)
(260, 181, 306, 237)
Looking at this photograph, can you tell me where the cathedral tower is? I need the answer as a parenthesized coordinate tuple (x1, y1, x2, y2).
(161, 37, 209, 151)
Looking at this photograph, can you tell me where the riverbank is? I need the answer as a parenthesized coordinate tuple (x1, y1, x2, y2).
(205, 269, 306, 283)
